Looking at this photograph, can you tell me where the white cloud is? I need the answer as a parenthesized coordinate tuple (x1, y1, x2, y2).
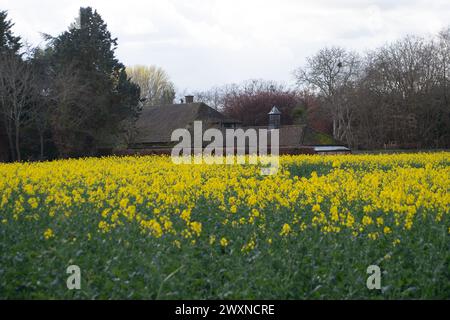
(2, 0, 450, 90)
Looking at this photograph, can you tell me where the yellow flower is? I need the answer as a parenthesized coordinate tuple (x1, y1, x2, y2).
(140, 219, 163, 238)
(241, 239, 256, 253)
(189, 221, 202, 237)
(28, 197, 39, 209)
(280, 223, 292, 236)
(362, 216, 373, 226)
(251, 208, 260, 218)
(180, 209, 191, 222)
(125, 205, 136, 218)
(345, 213, 355, 228)
(376, 217, 384, 226)
(119, 198, 129, 209)
(0, 152, 448, 265)
(162, 218, 173, 232)
(404, 219, 413, 230)
(330, 205, 339, 221)
(368, 232, 379, 240)
(101, 208, 111, 218)
(43, 228, 54, 240)
(23, 184, 34, 195)
(98, 221, 110, 233)
(312, 204, 321, 213)
(220, 237, 229, 247)
(300, 222, 307, 231)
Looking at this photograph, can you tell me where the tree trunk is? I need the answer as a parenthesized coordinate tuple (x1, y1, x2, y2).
(39, 132, 44, 160)
(332, 118, 337, 139)
(15, 124, 21, 162)
(5, 121, 15, 162)
(6, 132, 15, 161)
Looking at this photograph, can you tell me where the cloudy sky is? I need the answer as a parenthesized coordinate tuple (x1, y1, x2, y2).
(3, 0, 450, 91)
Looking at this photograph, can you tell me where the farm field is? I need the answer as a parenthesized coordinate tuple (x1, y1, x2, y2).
(0, 153, 449, 299)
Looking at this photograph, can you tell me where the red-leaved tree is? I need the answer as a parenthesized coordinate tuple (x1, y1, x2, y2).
(221, 80, 304, 126)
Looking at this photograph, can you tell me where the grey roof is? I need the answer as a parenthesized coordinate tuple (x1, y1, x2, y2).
(133, 103, 239, 144)
(131, 102, 347, 149)
(279, 125, 304, 146)
(278, 125, 344, 147)
(268, 106, 281, 115)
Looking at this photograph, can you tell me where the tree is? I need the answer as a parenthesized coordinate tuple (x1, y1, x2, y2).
(47, 7, 140, 156)
(0, 52, 37, 161)
(294, 47, 361, 144)
(0, 11, 22, 159)
(357, 36, 447, 148)
(126, 65, 175, 106)
(193, 86, 226, 110)
(26, 48, 82, 160)
(0, 10, 21, 54)
(221, 79, 302, 126)
(294, 32, 450, 149)
(437, 28, 450, 146)
(0, 11, 28, 161)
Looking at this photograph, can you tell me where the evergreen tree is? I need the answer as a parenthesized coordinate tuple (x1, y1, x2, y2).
(0, 10, 23, 161)
(49, 7, 139, 156)
(0, 10, 21, 54)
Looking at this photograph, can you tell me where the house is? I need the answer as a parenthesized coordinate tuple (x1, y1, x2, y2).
(126, 96, 350, 155)
(262, 106, 350, 154)
(130, 100, 239, 149)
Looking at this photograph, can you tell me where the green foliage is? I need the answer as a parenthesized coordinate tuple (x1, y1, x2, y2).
(0, 158, 448, 299)
(0, 10, 21, 54)
(315, 132, 335, 145)
(302, 127, 338, 145)
(292, 105, 306, 125)
(126, 65, 175, 106)
(48, 7, 140, 156)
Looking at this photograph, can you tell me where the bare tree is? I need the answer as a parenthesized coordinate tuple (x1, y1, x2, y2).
(0, 52, 37, 161)
(47, 65, 89, 157)
(192, 86, 226, 110)
(438, 28, 450, 110)
(294, 47, 361, 145)
(359, 36, 446, 148)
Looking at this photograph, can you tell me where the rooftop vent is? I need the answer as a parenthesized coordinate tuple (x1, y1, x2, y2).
(268, 106, 281, 129)
(185, 95, 194, 104)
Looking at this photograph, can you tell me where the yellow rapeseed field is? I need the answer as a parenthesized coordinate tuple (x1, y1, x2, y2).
(0, 152, 449, 298)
